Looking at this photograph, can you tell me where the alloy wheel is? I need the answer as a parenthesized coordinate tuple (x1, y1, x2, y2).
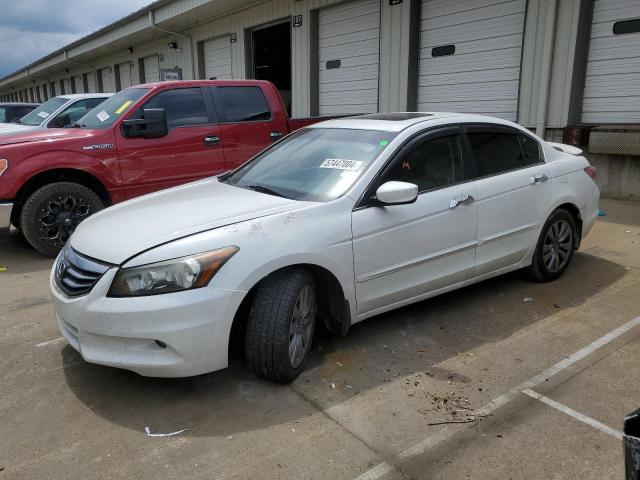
(289, 284, 316, 369)
(542, 219, 573, 273)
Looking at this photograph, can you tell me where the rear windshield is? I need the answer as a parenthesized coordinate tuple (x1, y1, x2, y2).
(18, 97, 66, 126)
(78, 88, 149, 129)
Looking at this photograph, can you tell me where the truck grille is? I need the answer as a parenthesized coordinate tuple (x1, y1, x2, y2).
(54, 244, 113, 297)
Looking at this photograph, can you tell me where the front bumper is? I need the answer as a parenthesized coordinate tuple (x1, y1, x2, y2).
(50, 266, 246, 377)
(0, 202, 12, 229)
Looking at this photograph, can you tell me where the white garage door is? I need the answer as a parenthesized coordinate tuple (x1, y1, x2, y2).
(85, 72, 96, 93)
(318, 0, 380, 115)
(417, 0, 526, 121)
(203, 36, 232, 79)
(582, 0, 640, 123)
(144, 55, 160, 83)
(100, 67, 116, 92)
(118, 62, 132, 90)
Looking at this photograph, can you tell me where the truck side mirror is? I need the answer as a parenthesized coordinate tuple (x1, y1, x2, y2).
(121, 108, 168, 138)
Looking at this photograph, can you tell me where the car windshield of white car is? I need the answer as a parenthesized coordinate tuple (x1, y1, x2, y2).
(224, 128, 396, 202)
(18, 97, 67, 126)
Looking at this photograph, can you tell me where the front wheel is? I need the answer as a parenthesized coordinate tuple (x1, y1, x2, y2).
(245, 269, 317, 383)
(20, 182, 103, 257)
(527, 209, 577, 282)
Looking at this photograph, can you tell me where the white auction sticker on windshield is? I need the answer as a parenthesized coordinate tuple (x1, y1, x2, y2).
(96, 110, 110, 122)
(320, 159, 363, 171)
(37, 111, 49, 119)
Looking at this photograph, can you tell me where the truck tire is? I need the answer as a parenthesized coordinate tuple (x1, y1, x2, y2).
(245, 269, 317, 383)
(20, 182, 103, 257)
(527, 209, 577, 282)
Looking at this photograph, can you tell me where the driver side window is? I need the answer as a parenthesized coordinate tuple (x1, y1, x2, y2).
(135, 87, 210, 131)
(49, 98, 105, 128)
(384, 135, 463, 193)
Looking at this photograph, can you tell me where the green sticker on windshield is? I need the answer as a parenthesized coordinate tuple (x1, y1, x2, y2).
(379, 140, 389, 147)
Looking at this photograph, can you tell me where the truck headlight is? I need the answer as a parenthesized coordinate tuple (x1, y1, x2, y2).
(0, 159, 7, 176)
(108, 246, 238, 297)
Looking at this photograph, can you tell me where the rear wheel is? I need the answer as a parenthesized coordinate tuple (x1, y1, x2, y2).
(245, 269, 317, 383)
(527, 209, 577, 282)
(20, 182, 103, 257)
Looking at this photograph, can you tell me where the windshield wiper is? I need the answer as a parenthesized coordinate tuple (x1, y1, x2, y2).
(246, 184, 288, 198)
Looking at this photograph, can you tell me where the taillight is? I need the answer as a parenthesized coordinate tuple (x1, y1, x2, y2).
(584, 166, 597, 179)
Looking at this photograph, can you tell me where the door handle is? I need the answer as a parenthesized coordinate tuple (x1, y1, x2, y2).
(449, 194, 475, 209)
(204, 135, 220, 146)
(531, 173, 548, 184)
(269, 131, 283, 140)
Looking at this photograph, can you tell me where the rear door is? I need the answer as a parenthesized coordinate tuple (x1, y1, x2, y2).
(464, 125, 550, 276)
(117, 86, 225, 198)
(211, 85, 288, 170)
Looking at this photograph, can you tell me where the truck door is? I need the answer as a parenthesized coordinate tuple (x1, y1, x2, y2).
(116, 86, 225, 198)
(210, 85, 289, 170)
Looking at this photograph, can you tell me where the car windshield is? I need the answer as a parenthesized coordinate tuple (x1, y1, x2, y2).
(77, 88, 149, 129)
(18, 97, 67, 126)
(223, 128, 396, 202)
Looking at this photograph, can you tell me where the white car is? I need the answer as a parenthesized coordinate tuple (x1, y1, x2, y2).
(0, 94, 111, 136)
(50, 113, 600, 382)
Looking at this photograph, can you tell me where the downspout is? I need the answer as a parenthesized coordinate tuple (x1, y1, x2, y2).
(535, 0, 559, 138)
(148, 10, 197, 80)
(64, 50, 98, 92)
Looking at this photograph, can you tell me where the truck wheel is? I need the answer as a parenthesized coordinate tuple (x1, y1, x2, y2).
(245, 269, 317, 383)
(527, 209, 577, 282)
(20, 182, 103, 257)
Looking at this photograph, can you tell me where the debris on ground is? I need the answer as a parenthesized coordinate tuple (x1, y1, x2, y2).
(598, 210, 606, 217)
(144, 426, 189, 437)
(0, 265, 7, 272)
(418, 392, 490, 427)
(523, 297, 534, 302)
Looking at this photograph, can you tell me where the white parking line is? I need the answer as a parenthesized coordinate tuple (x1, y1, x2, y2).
(522, 388, 623, 440)
(356, 314, 640, 479)
(35, 337, 64, 347)
(353, 462, 394, 480)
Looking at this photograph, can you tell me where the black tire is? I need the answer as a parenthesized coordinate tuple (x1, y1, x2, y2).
(527, 209, 577, 282)
(20, 182, 103, 257)
(245, 269, 317, 383)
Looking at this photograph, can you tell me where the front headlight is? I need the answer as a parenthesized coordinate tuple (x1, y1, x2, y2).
(108, 246, 239, 297)
(0, 159, 8, 177)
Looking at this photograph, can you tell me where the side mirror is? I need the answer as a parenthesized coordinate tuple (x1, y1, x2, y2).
(375, 181, 418, 206)
(48, 114, 70, 128)
(121, 108, 168, 138)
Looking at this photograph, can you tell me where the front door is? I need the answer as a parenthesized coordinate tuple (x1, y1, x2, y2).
(352, 128, 478, 315)
(464, 125, 551, 276)
(117, 86, 225, 198)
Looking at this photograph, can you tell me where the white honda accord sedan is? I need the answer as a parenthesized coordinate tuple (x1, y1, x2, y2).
(50, 113, 599, 382)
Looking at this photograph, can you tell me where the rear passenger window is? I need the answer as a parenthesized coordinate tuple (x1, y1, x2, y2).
(217, 86, 271, 122)
(384, 135, 463, 192)
(467, 132, 524, 177)
(519, 134, 542, 166)
(139, 87, 209, 130)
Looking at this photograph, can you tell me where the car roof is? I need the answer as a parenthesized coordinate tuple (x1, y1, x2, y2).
(310, 112, 523, 132)
(58, 93, 113, 100)
(0, 102, 39, 107)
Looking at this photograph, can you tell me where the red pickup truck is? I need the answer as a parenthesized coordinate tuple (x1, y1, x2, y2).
(0, 80, 330, 256)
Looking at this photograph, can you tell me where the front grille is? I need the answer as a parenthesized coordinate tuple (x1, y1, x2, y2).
(54, 244, 113, 297)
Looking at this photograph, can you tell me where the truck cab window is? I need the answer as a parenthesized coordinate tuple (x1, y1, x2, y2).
(138, 87, 209, 130)
(217, 86, 271, 122)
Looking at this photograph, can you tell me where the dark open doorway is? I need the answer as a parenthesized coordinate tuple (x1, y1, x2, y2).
(250, 20, 292, 115)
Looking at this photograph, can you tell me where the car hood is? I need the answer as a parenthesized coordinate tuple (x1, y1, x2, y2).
(70, 178, 312, 264)
(0, 124, 38, 136)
